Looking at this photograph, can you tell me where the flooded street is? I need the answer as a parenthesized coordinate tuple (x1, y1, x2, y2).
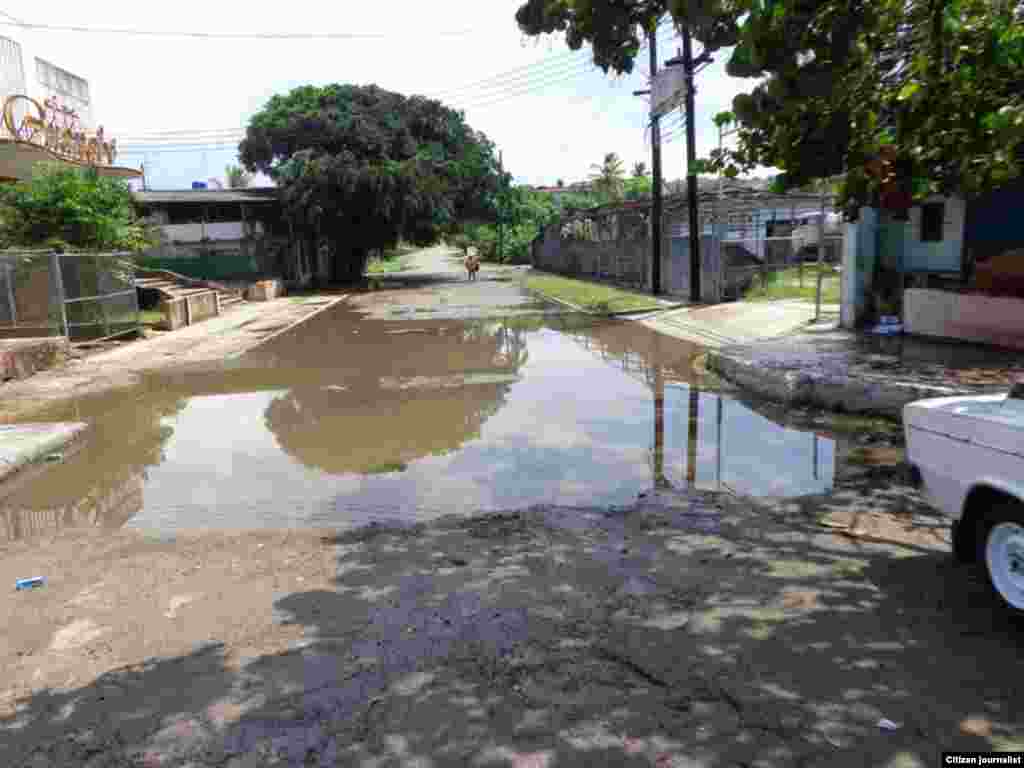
(5, 250, 1021, 768)
(2, 302, 842, 541)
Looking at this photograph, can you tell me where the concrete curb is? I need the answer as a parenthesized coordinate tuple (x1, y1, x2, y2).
(705, 349, 971, 420)
(0, 422, 90, 487)
(524, 286, 675, 318)
(229, 294, 350, 359)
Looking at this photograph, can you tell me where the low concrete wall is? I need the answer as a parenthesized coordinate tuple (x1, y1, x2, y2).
(904, 288, 1024, 350)
(159, 290, 220, 331)
(246, 279, 285, 301)
(0, 338, 69, 381)
(706, 348, 966, 419)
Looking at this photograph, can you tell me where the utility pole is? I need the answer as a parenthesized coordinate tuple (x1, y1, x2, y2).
(682, 27, 701, 303)
(633, 23, 663, 295)
(497, 150, 504, 261)
(649, 25, 663, 296)
(666, 28, 712, 304)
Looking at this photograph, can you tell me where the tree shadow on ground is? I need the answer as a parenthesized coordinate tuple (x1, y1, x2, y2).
(4, 484, 1024, 767)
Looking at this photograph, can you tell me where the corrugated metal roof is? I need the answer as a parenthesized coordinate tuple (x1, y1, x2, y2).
(133, 188, 281, 205)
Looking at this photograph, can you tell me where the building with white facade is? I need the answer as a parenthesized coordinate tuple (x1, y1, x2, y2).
(0, 32, 140, 182)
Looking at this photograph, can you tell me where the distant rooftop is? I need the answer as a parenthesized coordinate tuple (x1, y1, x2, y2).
(133, 188, 280, 205)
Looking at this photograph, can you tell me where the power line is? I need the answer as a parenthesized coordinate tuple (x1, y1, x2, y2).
(117, 26, 676, 142)
(0, 18, 481, 40)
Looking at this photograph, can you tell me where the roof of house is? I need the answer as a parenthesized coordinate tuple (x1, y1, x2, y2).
(133, 188, 281, 205)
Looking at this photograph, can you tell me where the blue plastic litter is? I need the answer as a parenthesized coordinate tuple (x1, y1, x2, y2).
(15, 577, 45, 591)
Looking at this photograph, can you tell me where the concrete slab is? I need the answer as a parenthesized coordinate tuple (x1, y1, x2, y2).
(0, 338, 69, 382)
(706, 330, 1024, 418)
(0, 422, 89, 485)
(641, 299, 836, 348)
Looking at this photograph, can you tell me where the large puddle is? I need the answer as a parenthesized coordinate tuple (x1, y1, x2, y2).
(2, 306, 842, 541)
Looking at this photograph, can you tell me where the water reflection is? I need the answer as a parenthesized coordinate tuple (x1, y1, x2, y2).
(0, 308, 836, 539)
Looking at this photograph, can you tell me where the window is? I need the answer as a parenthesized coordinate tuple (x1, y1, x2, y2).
(921, 202, 945, 242)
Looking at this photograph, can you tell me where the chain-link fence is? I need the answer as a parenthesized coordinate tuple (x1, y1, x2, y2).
(0, 251, 140, 342)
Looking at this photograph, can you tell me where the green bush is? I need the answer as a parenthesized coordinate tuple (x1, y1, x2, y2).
(0, 164, 158, 252)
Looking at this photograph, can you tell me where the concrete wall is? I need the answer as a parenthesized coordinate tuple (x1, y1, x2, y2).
(904, 288, 1024, 350)
(0, 337, 68, 381)
(161, 221, 263, 243)
(246, 279, 285, 301)
(534, 209, 726, 300)
(159, 290, 219, 331)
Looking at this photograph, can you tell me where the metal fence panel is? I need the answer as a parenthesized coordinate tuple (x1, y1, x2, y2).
(0, 251, 140, 342)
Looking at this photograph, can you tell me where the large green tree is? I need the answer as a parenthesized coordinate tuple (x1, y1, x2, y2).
(714, 0, 1024, 215)
(515, 0, 742, 74)
(238, 84, 506, 282)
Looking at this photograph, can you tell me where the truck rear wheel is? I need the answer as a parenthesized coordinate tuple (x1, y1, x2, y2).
(979, 501, 1024, 614)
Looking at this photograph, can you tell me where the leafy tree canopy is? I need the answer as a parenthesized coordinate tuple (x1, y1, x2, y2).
(0, 164, 155, 252)
(239, 83, 507, 281)
(517, 0, 1024, 215)
(515, 0, 742, 74)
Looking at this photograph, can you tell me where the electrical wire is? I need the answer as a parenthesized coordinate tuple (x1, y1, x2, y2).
(118, 31, 678, 150)
(118, 26, 677, 143)
(0, 18, 481, 40)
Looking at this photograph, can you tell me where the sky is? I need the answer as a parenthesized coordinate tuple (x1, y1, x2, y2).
(0, 0, 766, 190)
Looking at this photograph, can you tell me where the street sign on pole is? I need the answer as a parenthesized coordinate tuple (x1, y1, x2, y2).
(651, 66, 687, 118)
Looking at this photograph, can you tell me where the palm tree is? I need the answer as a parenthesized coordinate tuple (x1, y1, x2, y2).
(589, 152, 626, 202)
(225, 164, 252, 189)
(632, 161, 648, 178)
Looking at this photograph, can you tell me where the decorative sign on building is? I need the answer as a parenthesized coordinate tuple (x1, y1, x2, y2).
(1, 94, 117, 166)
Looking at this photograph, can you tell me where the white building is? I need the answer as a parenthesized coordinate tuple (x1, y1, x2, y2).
(0, 32, 139, 182)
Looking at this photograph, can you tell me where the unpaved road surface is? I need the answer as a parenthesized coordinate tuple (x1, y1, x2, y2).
(3, 485, 1022, 767)
(2, 246, 1023, 766)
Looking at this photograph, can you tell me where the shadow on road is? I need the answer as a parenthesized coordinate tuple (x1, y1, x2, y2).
(4, 485, 1024, 767)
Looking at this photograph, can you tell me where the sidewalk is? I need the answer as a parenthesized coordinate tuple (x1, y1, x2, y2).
(639, 299, 838, 347)
(706, 326, 1024, 418)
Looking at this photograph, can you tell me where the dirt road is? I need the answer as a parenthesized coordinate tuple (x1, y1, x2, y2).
(2, 246, 1022, 766)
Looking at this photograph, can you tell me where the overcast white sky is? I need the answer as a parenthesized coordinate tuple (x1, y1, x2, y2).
(1, 0, 764, 189)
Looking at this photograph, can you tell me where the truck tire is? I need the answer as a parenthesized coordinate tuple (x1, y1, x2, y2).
(978, 500, 1024, 615)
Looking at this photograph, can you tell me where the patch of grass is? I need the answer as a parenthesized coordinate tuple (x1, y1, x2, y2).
(366, 247, 415, 275)
(137, 309, 165, 326)
(365, 462, 408, 475)
(523, 273, 665, 315)
(742, 265, 841, 304)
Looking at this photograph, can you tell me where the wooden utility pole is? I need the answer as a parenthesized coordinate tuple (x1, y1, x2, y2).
(682, 26, 701, 303)
(665, 29, 713, 304)
(497, 150, 504, 261)
(649, 25, 663, 296)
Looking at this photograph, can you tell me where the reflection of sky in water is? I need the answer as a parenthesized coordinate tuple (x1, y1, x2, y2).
(119, 324, 836, 533)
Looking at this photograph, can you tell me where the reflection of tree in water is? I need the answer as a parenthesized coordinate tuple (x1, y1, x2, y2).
(0, 385, 188, 541)
(263, 321, 529, 475)
(264, 382, 513, 475)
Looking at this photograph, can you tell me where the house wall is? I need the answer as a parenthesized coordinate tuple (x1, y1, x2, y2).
(160, 221, 264, 243)
(963, 177, 1024, 267)
(900, 195, 965, 273)
(904, 288, 1024, 350)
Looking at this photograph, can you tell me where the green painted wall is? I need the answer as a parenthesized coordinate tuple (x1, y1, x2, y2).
(138, 251, 262, 281)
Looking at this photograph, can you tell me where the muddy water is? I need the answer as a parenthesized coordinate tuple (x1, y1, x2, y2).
(1, 306, 842, 541)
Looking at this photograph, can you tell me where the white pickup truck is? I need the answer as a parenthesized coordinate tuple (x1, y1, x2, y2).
(904, 385, 1024, 613)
